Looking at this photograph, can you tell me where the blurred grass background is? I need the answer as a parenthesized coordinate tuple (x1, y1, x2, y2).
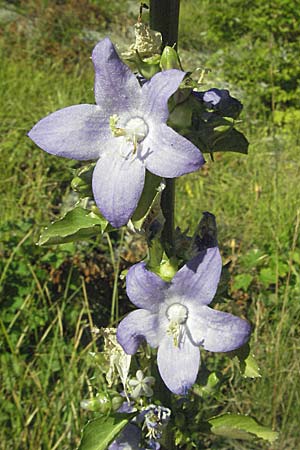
(0, 0, 300, 449)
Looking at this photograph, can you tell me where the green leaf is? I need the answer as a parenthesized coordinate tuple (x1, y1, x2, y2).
(229, 344, 261, 378)
(78, 414, 134, 450)
(211, 128, 249, 154)
(38, 206, 108, 246)
(208, 414, 278, 443)
(232, 273, 253, 291)
(242, 353, 261, 378)
(239, 248, 267, 270)
(193, 372, 221, 399)
(258, 267, 277, 286)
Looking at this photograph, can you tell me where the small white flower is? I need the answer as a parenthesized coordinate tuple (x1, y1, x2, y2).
(128, 370, 155, 399)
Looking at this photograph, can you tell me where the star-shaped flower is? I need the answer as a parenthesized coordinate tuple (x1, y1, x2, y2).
(117, 247, 251, 395)
(129, 370, 155, 399)
(28, 38, 204, 227)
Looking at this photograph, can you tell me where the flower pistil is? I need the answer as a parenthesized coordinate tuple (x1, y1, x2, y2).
(166, 303, 188, 347)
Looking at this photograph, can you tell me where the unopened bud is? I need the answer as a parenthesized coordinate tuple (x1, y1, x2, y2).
(160, 46, 181, 70)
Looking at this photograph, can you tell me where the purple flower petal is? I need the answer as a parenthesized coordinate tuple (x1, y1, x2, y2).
(28, 104, 111, 160)
(143, 123, 204, 177)
(92, 37, 141, 114)
(169, 247, 222, 305)
(92, 146, 145, 227)
(126, 262, 168, 311)
(188, 305, 251, 352)
(141, 69, 186, 122)
(157, 334, 200, 395)
(117, 309, 163, 354)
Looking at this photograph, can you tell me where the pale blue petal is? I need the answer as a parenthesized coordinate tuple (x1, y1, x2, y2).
(117, 309, 162, 354)
(92, 144, 145, 227)
(169, 247, 222, 305)
(188, 305, 251, 352)
(141, 70, 186, 122)
(143, 123, 204, 177)
(157, 334, 200, 395)
(92, 38, 141, 114)
(28, 104, 111, 160)
(126, 262, 168, 311)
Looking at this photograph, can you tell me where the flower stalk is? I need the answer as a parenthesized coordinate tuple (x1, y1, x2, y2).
(150, 0, 180, 257)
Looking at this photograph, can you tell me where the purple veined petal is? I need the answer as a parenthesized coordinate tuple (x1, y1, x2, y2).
(108, 423, 142, 450)
(187, 305, 251, 352)
(143, 123, 204, 178)
(28, 104, 111, 160)
(141, 69, 186, 122)
(117, 309, 163, 354)
(126, 262, 168, 311)
(92, 38, 141, 114)
(92, 144, 145, 227)
(169, 247, 222, 306)
(157, 334, 200, 395)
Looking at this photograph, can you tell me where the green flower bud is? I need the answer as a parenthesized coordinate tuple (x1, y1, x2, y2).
(111, 395, 124, 412)
(80, 393, 111, 413)
(160, 46, 181, 70)
(157, 256, 178, 282)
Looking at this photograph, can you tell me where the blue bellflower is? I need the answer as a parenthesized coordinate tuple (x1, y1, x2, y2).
(117, 247, 251, 395)
(28, 38, 204, 227)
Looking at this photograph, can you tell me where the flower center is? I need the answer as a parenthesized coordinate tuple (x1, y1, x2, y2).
(166, 303, 188, 347)
(166, 303, 188, 324)
(124, 117, 148, 143)
(109, 115, 148, 154)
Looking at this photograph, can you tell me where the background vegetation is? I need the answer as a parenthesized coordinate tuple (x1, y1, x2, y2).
(1, 0, 299, 448)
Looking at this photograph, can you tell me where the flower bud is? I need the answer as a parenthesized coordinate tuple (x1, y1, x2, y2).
(160, 46, 181, 70)
(80, 393, 111, 413)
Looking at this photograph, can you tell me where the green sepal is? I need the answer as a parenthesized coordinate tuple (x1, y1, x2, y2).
(208, 413, 278, 443)
(125, 52, 161, 79)
(131, 171, 162, 230)
(78, 413, 136, 450)
(38, 206, 108, 246)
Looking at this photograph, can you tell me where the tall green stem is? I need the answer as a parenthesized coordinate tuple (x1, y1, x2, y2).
(150, 0, 180, 257)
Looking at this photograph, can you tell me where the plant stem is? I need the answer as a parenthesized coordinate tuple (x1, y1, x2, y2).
(150, 0, 180, 49)
(150, 0, 180, 257)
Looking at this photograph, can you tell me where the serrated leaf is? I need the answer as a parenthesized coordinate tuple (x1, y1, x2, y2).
(78, 414, 134, 450)
(38, 206, 108, 246)
(208, 414, 278, 443)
